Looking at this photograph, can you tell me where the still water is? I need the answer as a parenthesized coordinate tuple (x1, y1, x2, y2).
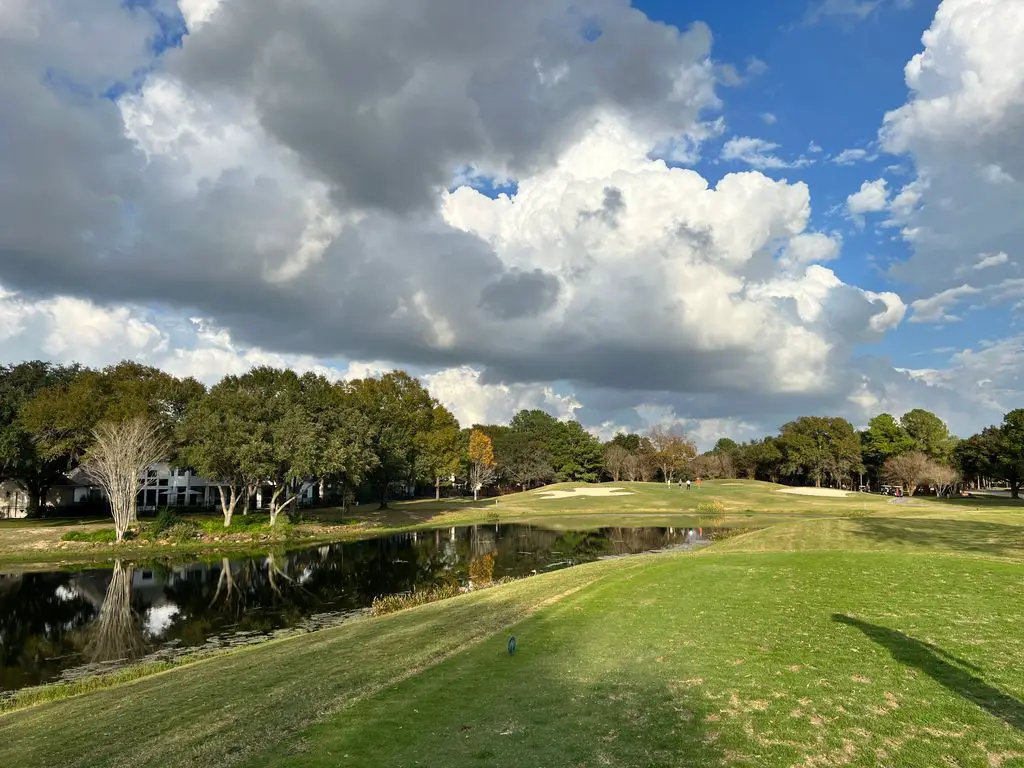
(0, 524, 718, 692)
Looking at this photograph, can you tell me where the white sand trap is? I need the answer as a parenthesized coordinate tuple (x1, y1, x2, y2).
(534, 486, 635, 500)
(777, 487, 851, 498)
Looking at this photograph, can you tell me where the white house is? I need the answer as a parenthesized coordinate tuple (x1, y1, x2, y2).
(0, 474, 92, 519)
(1, 463, 322, 518)
(0, 481, 30, 519)
(136, 462, 220, 512)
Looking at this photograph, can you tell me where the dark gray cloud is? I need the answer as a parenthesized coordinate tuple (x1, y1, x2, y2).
(580, 187, 626, 228)
(478, 269, 561, 320)
(0, 0, 947, 441)
(169, 0, 714, 214)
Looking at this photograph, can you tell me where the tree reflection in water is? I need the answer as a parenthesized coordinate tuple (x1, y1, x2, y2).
(1, 524, 719, 691)
(84, 561, 145, 664)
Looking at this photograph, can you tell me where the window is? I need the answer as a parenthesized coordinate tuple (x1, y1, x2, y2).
(158, 479, 168, 487)
(147, 469, 157, 478)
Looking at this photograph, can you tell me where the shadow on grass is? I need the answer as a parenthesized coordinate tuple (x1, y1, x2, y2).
(833, 614, 1024, 731)
(267, 669, 728, 768)
(912, 495, 1024, 511)
(312, 497, 505, 528)
(851, 517, 1024, 558)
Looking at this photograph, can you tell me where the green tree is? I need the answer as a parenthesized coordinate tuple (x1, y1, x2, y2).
(997, 409, 1024, 499)
(241, 367, 317, 524)
(492, 428, 553, 490)
(608, 433, 644, 453)
(509, 409, 561, 441)
(745, 437, 783, 482)
(778, 416, 863, 487)
(416, 405, 463, 500)
(954, 428, 1001, 489)
(0, 361, 83, 516)
(349, 371, 435, 509)
(711, 438, 741, 478)
(178, 379, 261, 526)
(860, 413, 914, 486)
(505, 409, 602, 483)
(900, 408, 955, 463)
(508, 409, 560, 481)
(20, 361, 202, 472)
(20, 368, 110, 468)
(551, 421, 604, 482)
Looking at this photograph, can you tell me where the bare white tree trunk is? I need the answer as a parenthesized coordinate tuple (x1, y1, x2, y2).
(85, 419, 168, 542)
(216, 484, 240, 527)
(267, 484, 297, 526)
(469, 462, 495, 503)
(243, 481, 258, 515)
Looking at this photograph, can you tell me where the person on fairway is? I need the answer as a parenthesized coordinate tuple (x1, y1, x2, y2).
(686, 479, 691, 491)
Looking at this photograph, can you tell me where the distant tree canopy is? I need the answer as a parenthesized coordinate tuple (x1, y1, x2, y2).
(631, 406, 1000, 497)
(6, 358, 1024, 514)
(956, 409, 1024, 498)
(777, 416, 863, 488)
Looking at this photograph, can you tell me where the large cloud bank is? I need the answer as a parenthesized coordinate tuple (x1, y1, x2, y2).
(0, 0, 1020, 443)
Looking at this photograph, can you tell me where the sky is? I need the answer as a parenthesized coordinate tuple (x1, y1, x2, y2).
(1, 0, 1022, 448)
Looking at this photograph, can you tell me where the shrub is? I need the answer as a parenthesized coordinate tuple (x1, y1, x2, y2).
(696, 500, 726, 516)
(370, 584, 462, 616)
(151, 507, 181, 536)
(162, 521, 201, 543)
(61, 528, 124, 543)
(468, 552, 495, 584)
(197, 515, 269, 535)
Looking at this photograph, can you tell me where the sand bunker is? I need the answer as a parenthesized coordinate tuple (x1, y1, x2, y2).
(777, 487, 852, 498)
(535, 487, 635, 500)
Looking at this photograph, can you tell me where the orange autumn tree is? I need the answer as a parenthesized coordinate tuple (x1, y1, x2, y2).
(468, 429, 497, 501)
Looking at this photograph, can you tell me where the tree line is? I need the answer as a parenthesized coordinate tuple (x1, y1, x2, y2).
(676, 408, 1024, 499)
(3, 360, 1023, 541)
(0, 361, 612, 536)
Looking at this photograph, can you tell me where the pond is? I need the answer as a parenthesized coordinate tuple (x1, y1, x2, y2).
(0, 524, 721, 692)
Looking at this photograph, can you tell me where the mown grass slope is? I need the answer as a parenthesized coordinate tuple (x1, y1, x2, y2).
(2, 481, 1024, 767)
(2, 479, 1018, 568)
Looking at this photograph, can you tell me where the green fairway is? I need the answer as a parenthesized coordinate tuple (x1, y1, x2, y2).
(0, 480, 846, 567)
(259, 553, 1024, 768)
(5, 479, 1011, 568)
(2, 481, 1024, 767)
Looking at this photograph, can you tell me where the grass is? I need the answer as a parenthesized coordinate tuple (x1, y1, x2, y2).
(60, 528, 121, 543)
(4, 479, 1016, 569)
(2, 481, 1024, 767)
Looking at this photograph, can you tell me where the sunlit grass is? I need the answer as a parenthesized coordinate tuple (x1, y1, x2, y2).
(4, 480, 1024, 766)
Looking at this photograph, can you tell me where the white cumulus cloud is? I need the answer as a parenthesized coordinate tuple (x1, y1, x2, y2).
(721, 136, 811, 170)
(847, 178, 890, 219)
(909, 284, 982, 324)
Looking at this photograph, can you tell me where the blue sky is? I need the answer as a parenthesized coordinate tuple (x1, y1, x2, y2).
(633, 1, 980, 372)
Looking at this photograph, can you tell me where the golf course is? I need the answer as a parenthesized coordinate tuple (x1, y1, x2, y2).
(2, 480, 1023, 767)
